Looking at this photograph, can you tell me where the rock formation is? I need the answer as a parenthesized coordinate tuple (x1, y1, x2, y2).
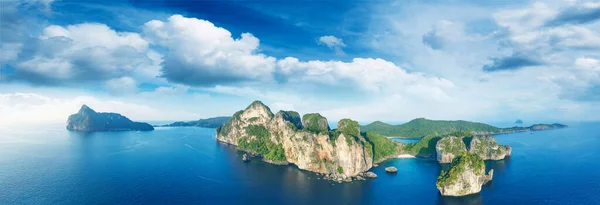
(436, 153, 493, 196)
(469, 136, 511, 160)
(216, 101, 377, 180)
(434, 134, 511, 162)
(435, 136, 467, 163)
(66, 105, 154, 132)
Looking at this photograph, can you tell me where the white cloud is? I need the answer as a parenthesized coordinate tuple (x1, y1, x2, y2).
(277, 57, 454, 99)
(105, 77, 138, 95)
(11, 23, 154, 85)
(0, 43, 22, 62)
(143, 15, 277, 86)
(318, 35, 346, 55)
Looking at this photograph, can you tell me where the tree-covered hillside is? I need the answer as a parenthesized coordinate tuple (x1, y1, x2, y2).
(361, 118, 501, 138)
(160, 116, 231, 128)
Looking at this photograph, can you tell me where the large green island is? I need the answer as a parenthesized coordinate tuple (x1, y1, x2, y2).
(215, 100, 565, 196)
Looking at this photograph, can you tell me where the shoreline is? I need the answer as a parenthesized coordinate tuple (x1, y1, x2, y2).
(397, 154, 415, 158)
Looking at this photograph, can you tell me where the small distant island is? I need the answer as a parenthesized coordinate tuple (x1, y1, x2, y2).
(157, 116, 231, 128)
(66, 105, 154, 132)
(361, 118, 567, 138)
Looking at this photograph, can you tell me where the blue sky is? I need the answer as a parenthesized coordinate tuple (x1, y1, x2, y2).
(1, 0, 599, 125)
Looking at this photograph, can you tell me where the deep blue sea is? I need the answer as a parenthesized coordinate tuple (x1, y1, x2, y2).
(1, 122, 599, 204)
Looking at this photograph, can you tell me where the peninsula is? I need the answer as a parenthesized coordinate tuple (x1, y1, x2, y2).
(66, 105, 154, 132)
(158, 116, 231, 128)
(361, 118, 567, 138)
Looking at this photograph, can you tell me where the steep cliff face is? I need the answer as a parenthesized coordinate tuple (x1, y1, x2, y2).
(436, 153, 493, 196)
(469, 136, 511, 160)
(436, 136, 467, 163)
(216, 101, 373, 179)
(66, 105, 154, 132)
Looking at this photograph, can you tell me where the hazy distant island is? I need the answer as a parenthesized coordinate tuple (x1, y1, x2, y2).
(66, 105, 154, 132)
(157, 116, 231, 128)
(361, 118, 567, 138)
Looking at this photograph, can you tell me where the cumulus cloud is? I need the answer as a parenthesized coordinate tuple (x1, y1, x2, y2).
(7, 23, 153, 85)
(141, 15, 453, 102)
(105, 77, 138, 95)
(143, 15, 276, 86)
(422, 20, 468, 50)
(318, 35, 346, 55)
(554, 57, 600, 101)
(483, 53, 543, 72)
(277, 57, 454, 98)
(545, 2, 600, 26)
(483, 1, 600, 72)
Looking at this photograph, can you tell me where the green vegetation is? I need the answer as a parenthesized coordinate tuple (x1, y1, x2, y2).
(363, 132, 400, 163)
(437, 136, 467, 159)
(361, 118, 501, 138)
(264, 144, 286, 161)
(302, 113, 330, 134)
(238, 125, 286, 162)
(337, 166, 344, 174)
(280, 111, 302, 129)
(406, 135, 441, 157)
(246, 100, 274, 118)
(336, 119, 363, 147)
(436, 153, 485, 188)
(338, 119, 360, 138)
(161, 116, 231, 128)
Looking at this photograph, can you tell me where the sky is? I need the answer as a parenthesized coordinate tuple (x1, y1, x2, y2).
(1, 0, 599, 126)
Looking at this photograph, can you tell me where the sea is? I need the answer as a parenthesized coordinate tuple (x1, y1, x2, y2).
(1, 122, 599, 205)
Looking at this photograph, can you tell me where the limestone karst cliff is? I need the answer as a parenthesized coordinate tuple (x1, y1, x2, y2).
(216, 101, 401, 180)
(436, 153, 493, 196)
(468, 136, 512, 160)
(434, 134, 511, 163)
(436, 136, 467, 163)
(66, 105, 154, 132)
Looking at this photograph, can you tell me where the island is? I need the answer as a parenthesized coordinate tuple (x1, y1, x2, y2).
(435, 134, 511, 163)
(436, 153, 493, 196)
(215, 101, 403, 182)
(214, 100, 562, 195)
(157, 116, 231, 128)
(66, 105, 154, 132)
(361, 118, 568, 138)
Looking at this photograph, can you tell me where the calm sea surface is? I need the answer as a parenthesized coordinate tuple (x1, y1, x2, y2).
(1, 122, 599, 204)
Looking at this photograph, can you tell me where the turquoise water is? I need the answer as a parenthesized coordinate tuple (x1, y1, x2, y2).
(1, 122, 599, 204)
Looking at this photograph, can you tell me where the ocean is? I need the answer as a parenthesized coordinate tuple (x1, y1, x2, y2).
(1, 122, 599, 204)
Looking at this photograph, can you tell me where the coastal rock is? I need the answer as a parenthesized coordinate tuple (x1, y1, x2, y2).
(66, 105, 154, 132)
(365, 172, 377, 178)
(216, 101, 375, 179)
(435, 136, 467, 163)
(242, 153, 251, 162)
(385, 166, 398, 173)
(302, 113, 330, 133)
(469, 136, 511, 160)
(436, 153, 493, 196)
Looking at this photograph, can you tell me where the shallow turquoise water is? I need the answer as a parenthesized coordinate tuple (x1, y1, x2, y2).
(1, 122, 599, 204)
